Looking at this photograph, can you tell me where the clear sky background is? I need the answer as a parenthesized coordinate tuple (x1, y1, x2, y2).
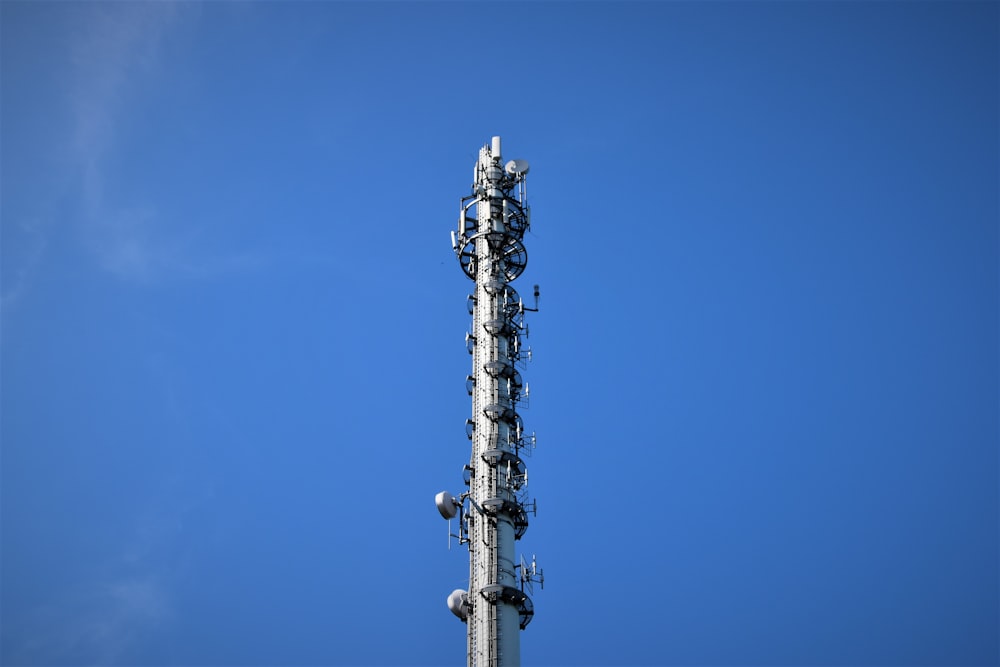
(2, 2, 997, 666)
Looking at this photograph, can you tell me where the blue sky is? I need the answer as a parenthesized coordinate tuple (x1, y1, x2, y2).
(1, 2, 997, 666)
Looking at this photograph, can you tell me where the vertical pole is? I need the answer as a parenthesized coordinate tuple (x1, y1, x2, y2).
(469, 139, 520, 666)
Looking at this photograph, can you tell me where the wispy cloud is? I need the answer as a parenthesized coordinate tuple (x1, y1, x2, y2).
(62, 3, 262, 285)
(8, 564, 172, 666)
(2, 3, 271, 311)
(1, 217, 49, 311)
(4, 474, 216, 666)
(68, 3, 181, 282)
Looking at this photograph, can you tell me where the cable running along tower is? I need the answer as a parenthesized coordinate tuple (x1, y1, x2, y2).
(436, 136, 543, 667)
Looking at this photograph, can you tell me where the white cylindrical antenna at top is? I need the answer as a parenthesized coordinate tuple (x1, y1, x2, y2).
(492, 136, 502, 159)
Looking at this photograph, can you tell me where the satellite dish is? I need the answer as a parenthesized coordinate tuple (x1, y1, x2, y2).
(504, 159, 530, 176)
(447, 589, 469, 620)
(435, 491, 459, 520)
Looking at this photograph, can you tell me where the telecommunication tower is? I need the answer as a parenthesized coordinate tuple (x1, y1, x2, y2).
(436, 136, 543, 667)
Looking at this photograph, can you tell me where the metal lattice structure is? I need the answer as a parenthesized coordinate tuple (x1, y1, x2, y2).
(436, 137, 543, 667)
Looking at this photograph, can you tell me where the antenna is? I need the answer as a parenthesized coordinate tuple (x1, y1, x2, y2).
(435, 137, 543, 667)
(504, 159, 530, 176)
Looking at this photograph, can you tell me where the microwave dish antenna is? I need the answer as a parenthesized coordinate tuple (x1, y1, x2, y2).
(504, 159, 530, 176)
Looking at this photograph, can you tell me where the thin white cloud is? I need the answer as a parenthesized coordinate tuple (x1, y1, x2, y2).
(8, 573, 171, 666)
(82, 577, 172, 666)
(5, 474, 217, 666)
(68, 3, 180, 282)
(63, 3, 262, 285)
(2, 3, 271, 308)
(70, 3, 181, 168)
(1, 217, 49, 311)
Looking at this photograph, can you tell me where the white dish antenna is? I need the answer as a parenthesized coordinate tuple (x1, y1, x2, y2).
(435, 491, 459, 520)
(447, 589, 469, 620)
(505, 159, 530, 176)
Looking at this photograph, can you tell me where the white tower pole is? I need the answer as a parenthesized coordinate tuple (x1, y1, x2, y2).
(437, 137, 542, 667)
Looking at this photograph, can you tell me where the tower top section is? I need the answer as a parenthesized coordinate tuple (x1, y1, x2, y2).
(450, 136, 531, 283)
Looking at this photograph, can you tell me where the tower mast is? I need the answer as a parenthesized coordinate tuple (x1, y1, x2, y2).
(436, 136, 542, 667)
